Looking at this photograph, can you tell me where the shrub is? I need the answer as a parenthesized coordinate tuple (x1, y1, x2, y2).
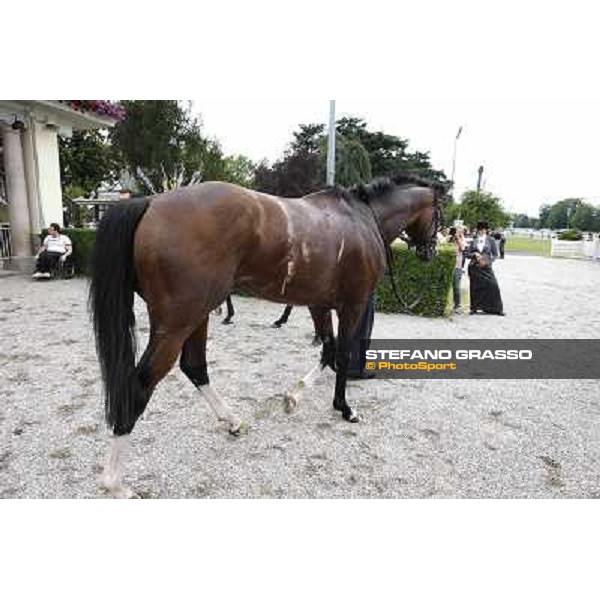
(63, 228, 96, 276)
(557, 229, 583, 241)
(375, 243, 456, 317)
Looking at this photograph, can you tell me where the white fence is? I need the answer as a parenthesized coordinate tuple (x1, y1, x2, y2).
(551, 236, 600, 260)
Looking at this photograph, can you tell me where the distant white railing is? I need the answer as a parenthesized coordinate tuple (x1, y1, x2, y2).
(551, 235, 600, 260)
(0, 223, 11, 259)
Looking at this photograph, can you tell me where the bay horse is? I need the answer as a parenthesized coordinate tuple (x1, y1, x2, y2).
(90, 175, 445, 497)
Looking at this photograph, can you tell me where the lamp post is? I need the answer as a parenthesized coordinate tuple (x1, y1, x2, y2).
(476, 165, 484, 195)
(326, 100, 336, 186)
(450, 125, 463, 193)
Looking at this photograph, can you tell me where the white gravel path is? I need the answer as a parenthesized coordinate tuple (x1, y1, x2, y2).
(1, 255, 599, 498)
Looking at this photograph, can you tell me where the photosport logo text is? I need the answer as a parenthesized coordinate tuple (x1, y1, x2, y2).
(363, 340, 600, 380)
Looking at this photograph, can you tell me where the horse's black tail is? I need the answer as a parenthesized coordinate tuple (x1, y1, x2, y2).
(89, 197, 151, 434)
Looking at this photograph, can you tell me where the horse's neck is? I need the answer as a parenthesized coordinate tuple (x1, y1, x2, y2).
(372, 199, 414, 244)
(378, 188, 433, 243)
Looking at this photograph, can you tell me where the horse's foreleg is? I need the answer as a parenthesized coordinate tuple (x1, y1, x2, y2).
(285, 360, 324, 412)
(100, 330, 187, 498)
(180, 318, 247, 435)
(285, 306, 334, 412)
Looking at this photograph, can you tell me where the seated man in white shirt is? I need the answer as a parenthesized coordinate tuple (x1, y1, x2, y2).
(32, 223, 73, 279)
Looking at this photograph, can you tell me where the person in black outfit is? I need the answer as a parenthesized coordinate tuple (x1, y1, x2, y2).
(465, 221, 505, 316)
(493, 230, 506, 259)
(347, 290, 376, 379)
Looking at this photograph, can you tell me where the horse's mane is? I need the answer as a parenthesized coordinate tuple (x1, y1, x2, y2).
(318, 174, 449, 204)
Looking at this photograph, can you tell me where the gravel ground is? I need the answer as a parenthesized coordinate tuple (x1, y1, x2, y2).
(1, 255, 599, 498)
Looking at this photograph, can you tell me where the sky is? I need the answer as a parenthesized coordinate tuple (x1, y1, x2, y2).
(13, 0, 600, 218)
(180, 1, 600, 218)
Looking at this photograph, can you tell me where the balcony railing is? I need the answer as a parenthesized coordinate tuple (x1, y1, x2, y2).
(0, 223, 12, 259)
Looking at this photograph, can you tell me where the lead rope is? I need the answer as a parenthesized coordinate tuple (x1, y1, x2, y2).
(366, 196, 442, 315)
(365, 200, 410, 310)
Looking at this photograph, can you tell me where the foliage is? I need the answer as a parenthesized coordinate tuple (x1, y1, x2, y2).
(441, 201, 461, 227)
(538, 204, 551, 229)
(550, 199, 581, 229)
(376, 243, 456, 317)
(452, 190, 511, 230)
(59, 130, 121, 197)
(512, 213, 535, 228)
(538, 198, 600, 232)
(222, 154, 257, 188)
(254, 116, 448, 196)
(111, 101, 228, 194)
(557, 229, 583, 241)
(253, 150, 323, 197)
(571, 203, 600, 232)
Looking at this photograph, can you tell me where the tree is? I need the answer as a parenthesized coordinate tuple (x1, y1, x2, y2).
(254, 115, 448, 196)
(253, 150, 323, 197)
(547, 198, 582, 230)
(111, 100, 227, 194)
(455, 190, 510, 230)
(295, 116, 448, 184)
(571, 202, 600, 232)
(538, 204, 552, 228)
(59, 130, 121, 197)
(59, 130, 123, 227)
(513, 213, 533, 228)
(222, 154, 257, 188)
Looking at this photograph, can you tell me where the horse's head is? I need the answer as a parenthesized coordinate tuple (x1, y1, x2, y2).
(403, 188, 444, 261)
(349, 174, 446, 261)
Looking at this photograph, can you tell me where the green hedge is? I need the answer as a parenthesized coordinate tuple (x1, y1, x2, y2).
(375, 243, 455, 317)
(557, 229, 583, 241)
(60, 228, 455, 316)
(63, 228, 96, 276)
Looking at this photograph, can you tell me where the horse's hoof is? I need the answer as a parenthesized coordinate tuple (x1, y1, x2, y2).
(284, 393, 297, 413)
(99, 476, 138, 499)
(271, 322, 282, 329)
(229, 421, 249, 436)
(222, 319, 233, 325)
(112, 487, 139, 499)
(311, 336, 321, 346)
(343, 410, 360, 423)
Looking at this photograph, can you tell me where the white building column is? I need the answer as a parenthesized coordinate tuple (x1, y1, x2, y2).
(2, 125, 32, 257)
(34, 121, 63, 227)
(22, 115, 43, 243)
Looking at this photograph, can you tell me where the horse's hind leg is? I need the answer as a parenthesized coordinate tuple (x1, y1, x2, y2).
(100, 327, 189, 498)
(180, 318, 247, 435)
(222, 295, 235, 325)
(272, 305, 293, 328)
